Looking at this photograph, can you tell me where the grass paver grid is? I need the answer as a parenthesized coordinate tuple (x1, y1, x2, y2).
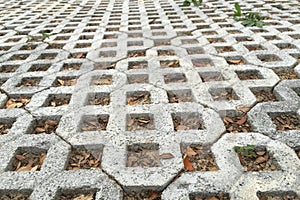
(0, 0, 299, 199)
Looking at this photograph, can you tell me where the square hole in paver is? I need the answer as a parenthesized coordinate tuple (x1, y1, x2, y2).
(62, 62, 82, 71)
(31, 116, 61, 134)
(234, 145, 278, 172)
(9, 147, 47, 172)
(44, 94, 71, 107)
(127, 50, 146, 57)
(127, 113, 155, 131)
(226, 57, 246, 65)
(5, 96, 31, 109)
(199, 72, 224, 82)
(224, 114, 252, 133)
(172, 112, 204, 131)
(127, 41, 143, 47)
(20, 44, 38, 50)
(258, 54, 282, 62)
(186, 47, 205, 54)
(127, 74, 149, 84)
(210, 88, 239, 101)
(94, 62, 116, 70)
(244, 44, 266, 51)
(273, 69, 298, 80)
(0, 191, 32, 200)
(181, 144, 218, 171)
(270, 112, 300, 131)
(207, 38, 225, 43)
(46, 43, 65, 49)
(127, 91, 151, 105)
(87, 93, 110, 106)
(9, 54, 30, 61)
(236, 70, 263, 80)
(215, 46, 235, 53)
(74, 43, 92, 49)
(235, 36, 253, 42)
(69, 52, 87, 59)
(99, 50, 116, 58)
(251, 89, 278, 103)
(257, 191, 299, 200)
(58, 190, 97, 200)
(275, 43, 297, 50)
(29, 63, 51, 72)
(66, 145, 102, 170)
(101, 41, 117, 48)
(160, 60, 180, 68)
(128, 61, 148, 69)
(167, 90, 193, 103)
(91, 75, 112, 85)
(192, 59, 213, 67)
(189, 192, 230, 200)
(80, 115, 109, 131)
(0, 118, 16, 135)
(124, 191, 161, 200)
(38, 53, 58, 60)
(157, 49, 175, 56)
(17, 77, 42, 87)
(126, 143, 160, 167)
(53, 77, 77, 87)
(0, 65, 19, 73)
(164, 73, 187, 84)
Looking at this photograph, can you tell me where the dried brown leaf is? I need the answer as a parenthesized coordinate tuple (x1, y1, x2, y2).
(236, 116, 247, 125)
(159, 153, 174, 159)
(183, 156, 194, 171)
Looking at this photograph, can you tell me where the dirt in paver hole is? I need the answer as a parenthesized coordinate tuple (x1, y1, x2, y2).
(47, 96, 70, 107)
(190, 193, 230, 200)
(59, 192, 96, 200)
(81, 116, 109, 131)
(0, 193, 31, 200)
(182, 145, 218, 172)
(295, 147, 300, 159)
(172, 113, 203, 131)
(62, 63, 82, 71)
(157, 50, 175, 56)
(0, 122, 14, 135)
(123, 191, 161, 200)
(66, 147, 101, 170)
(160, 60, 180, 68)
(234, 145, 277, 172)
(94, 62, 116, 70)
(53, 78, 77, 86)
(236, 70, 262, 80)
(252, 90, 278, 103)
(127, 74, 148, 84)
(127, 115, 154, 131)
(167, 90, 193, 103)
(164, 73, 187, 83)
(5, 97, 31, 108)
(127, 144, 160, 167)
(127, 50, 146, 57)
(18, 78, 41, 87)
(210, 89, 238, 101)
(271, 113, 300, 131)
(88, 93, 110, 106)
(91, 76, 112, 85)
(127, 92, 151, 105)
(224, 114, 251, 133)
(32, 119, 59, 134)
(273, 69, 298, 80)
(11, 150, 47, 172)
(226, 58, 245, 65)
(257, 191, 299, 200)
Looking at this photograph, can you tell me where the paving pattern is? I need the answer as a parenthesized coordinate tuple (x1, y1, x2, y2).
(0, 0, 300, 199)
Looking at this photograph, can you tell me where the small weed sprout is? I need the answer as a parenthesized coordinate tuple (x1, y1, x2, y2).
(183, 0, 202, 7)
(234, 144, 257, 157)
(233, 3, 265, 27)
(26, 33, 51, 43)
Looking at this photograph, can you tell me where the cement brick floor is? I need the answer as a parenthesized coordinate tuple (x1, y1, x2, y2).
(0, 0, 299, 199)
